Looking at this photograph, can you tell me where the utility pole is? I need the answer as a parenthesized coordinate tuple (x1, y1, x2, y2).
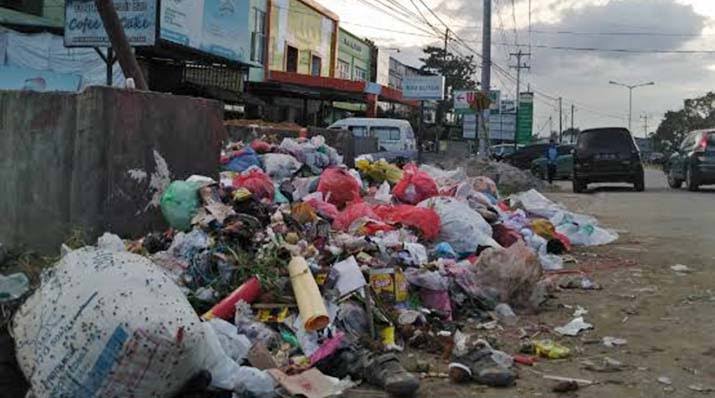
(479, 0, 491, 159)
(609, 80, 655, 132)
(558, 97, 563, 143)
(94, 0, 148, 90)
(510, 50, 530, 150)
(549, 116, 553, 139)
(641, 114, 649, 137)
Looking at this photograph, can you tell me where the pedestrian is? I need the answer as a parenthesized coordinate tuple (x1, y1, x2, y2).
(546, 139, 558, 184)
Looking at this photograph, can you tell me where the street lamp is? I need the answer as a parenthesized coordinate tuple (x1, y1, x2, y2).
(609, 80, 655, 132)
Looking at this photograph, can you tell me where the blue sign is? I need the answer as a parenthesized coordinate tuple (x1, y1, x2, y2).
(160, 0, 252, 64)
(0, 66, 82, 92)
(64, 0, 157, 47)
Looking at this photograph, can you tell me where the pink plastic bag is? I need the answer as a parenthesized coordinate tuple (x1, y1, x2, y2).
(392, 163, 438, 204)
(304, 197, 339, 220)
(317, 167, 362, 209)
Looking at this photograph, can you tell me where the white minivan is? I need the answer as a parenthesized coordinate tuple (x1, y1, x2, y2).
(328, 118, 417, 153)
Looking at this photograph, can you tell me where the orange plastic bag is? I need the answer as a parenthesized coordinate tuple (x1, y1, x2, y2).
(392, 163, 438, 204)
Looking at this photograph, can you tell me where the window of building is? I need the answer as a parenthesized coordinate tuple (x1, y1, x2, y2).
(311, 55, 322, 76)
(337, 59, 351, 80)
(251, 8, 266, 63)
(286, 45, 298, 73)
(354, 66, 367, 81)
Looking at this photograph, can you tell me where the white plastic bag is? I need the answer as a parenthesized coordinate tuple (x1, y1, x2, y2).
(261, 153, 302, 182)
(418, 196, 501, 253)
(12, 248, 259, 398)
(419, 165, 467, 188)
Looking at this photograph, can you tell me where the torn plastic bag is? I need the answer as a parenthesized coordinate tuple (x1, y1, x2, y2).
(471, 176, 499, 200)
(12, 248, 261, 398)
(418, 196, 501, 254)
(333, 202, 380, 231)
(405, 268, 452, 319)
(233, 168, 275, 202)
(522, 229, 563, 270)
(224, 146, 262, 173)
(393, 163, 439, 204)
(373, 204, 441, 240)
(292, 176, 320, 201)
(160, 180, 201, 231)
(433, 242, 457, 259)
(375, 181, 393, 203)
(420, 164, 467, 188)
(235, 302, 280, 349)
(474, 241, 545, 311)
(208, 318, 252, 364)
(261, 153, 302, 182)
(317, 167, 362, 209)
(551, 211, 618, 246)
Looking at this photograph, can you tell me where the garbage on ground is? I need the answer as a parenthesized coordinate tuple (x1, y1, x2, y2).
(671, 264, 693, 273)
(7, 134, 624, 397)
(582, 357, 624, 373)
(0, 272, 29, 303)
(554, 317, 594, 336)
(602, 336, 628, 347)
(658, 376, 673, 385)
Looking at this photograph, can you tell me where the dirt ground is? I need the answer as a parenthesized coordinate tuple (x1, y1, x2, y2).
(349, 169, 715, 398)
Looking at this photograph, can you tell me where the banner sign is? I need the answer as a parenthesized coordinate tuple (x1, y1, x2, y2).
(160, 0, 252, 63)
(517, 92, 534, 144)
(403, 76, 445, 100)
(463, 114, 477, 139)
(64, 0, 156, 47)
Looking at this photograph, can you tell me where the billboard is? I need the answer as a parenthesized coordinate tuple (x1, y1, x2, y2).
(517, 92, 534, 144)
(160, 0, 252, 63)
(463, 114, 477, 139)
(454, 90, 500, 114)
(0, 66, 82, 92)
(64, 0, 157, 47)
(403, 76, 445, 100)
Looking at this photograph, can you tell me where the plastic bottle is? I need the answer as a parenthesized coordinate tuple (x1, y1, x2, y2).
(0, 273, 29, 302)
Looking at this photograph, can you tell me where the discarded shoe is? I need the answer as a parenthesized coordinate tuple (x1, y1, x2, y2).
(449, 348, 516, 388)
(363, 352, 420, 396)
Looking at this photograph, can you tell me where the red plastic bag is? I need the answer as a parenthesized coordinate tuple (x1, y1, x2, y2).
(250, 139, 272, 154)
(233, 169, 274, 202)
(492, 224, 522, 248)
(317, 167, 361, 209)
(304, 197, 339, 220)
(333, 202, 380, 231)
(373, 205, 441, 240)
(392, 163, 438, 204)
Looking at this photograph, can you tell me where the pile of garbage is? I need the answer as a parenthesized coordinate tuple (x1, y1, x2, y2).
(9, 135, 619, 398)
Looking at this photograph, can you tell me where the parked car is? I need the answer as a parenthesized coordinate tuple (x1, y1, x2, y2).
(531, 145, 575, 180)
(328, 118, 417, 152)
(573, 127, 644, 193)
(664, 129, 715, 191)
(491, 144, 523, 161)
(503, 144, 550, 170)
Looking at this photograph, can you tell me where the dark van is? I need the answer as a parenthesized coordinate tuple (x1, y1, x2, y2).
(665, 129, 715, 191)
(573, 128, 644, 193)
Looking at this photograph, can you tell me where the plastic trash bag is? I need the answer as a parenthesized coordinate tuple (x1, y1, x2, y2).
(356, 159, 404, 184)
(405, 268, 452, 319)
(317, 167, 362, 209)
(303, 193, 339, 220)
(375, 181, 393, 203)
(333, 202, 380, 231)
(262, 153, 302, 181)
(233, 168, 275, 202)
(419, 165, 467, 188)
(474, 241, 545, 310)
(224, 147, 262, 173)
(208, 318, 252, 364)
(12, 248, 253, 398)
(419, 196, 501, 253)
(250, 139, 272, 154)
(433, 242, 457, 259)
(471, 176, 499, 199)
(292, 176, 320, 201)
(373, 204, 441, 240)
(160, 180, 201, 231)
(393, 163, 439, 204)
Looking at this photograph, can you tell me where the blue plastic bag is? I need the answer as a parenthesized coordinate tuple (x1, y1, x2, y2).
(433, 242, 457, 259)
(224, 147, 262, 172)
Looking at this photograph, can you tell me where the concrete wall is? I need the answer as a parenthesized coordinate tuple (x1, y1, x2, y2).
(0, 86, 226, 254)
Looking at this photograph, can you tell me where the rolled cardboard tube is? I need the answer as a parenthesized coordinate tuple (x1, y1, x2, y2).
(288, 256, 329, 331)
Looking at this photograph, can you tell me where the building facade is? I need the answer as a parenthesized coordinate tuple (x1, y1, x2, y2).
(336, 28, 371, 82)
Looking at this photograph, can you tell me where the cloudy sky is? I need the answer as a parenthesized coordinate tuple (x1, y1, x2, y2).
(316, 0, 715, 137)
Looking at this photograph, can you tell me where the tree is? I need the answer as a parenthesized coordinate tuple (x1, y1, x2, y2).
(419, 46, 478, 131)
(653, 92, 715, 153)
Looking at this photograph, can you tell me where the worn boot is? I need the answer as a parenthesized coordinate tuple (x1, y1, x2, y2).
(362, 352, 420, 396)
(448, 348, 515, 387)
